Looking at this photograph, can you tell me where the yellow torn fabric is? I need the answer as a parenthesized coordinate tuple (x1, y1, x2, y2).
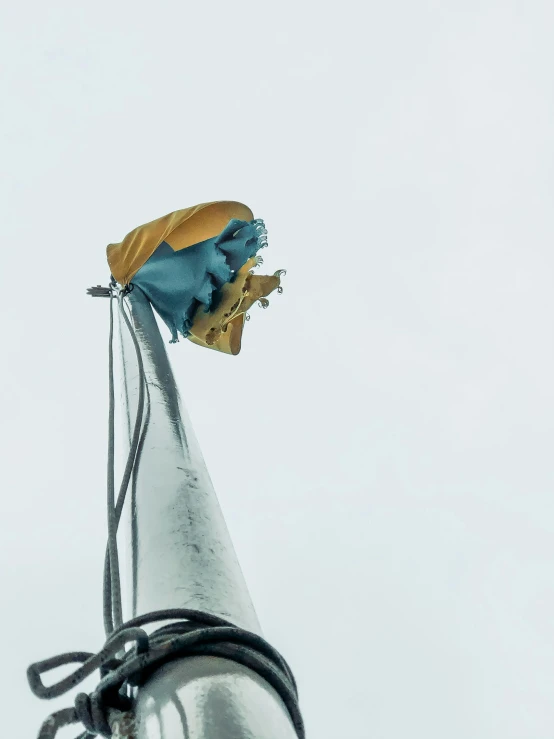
(106, 201, 254, 285)
(187, 257, 283, 354)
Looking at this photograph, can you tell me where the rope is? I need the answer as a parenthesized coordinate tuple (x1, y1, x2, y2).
(28, 609, 304, 739)
(106, 287, 122, 632)
(27, 282, 304, 739)
(103, 289, 146, 637)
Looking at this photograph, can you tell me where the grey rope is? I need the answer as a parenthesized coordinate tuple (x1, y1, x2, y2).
(106, 288, 122, 632)
(28, 281, 304, 739)
(103, 288, 146, 636)
(28, 609, 304, 739)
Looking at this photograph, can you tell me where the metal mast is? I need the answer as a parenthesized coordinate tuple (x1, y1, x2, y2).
(117, 286, 298, 739)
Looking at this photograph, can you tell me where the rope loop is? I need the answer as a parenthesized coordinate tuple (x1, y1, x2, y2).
(28, 609, 304, 739)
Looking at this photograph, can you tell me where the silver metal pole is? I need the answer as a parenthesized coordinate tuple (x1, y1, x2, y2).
(117, 287, 298, 739)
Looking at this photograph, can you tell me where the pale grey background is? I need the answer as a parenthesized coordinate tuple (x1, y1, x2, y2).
(2, 1, 554, 737)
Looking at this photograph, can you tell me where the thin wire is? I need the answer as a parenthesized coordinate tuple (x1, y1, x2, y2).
(103, 290, 147, 637)
(106, 289, 122, 633)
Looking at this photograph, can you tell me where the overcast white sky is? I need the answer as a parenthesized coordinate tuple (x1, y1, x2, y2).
(2, 1, 554, 737)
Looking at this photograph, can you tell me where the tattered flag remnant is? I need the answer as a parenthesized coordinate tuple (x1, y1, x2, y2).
(106, 201, 284, 354)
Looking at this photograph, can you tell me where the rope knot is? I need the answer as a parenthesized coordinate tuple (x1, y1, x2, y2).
(29, 610, 304, 739)
(75, 691, 111, 737)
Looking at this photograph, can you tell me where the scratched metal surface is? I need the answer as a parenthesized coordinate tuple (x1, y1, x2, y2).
(118, 286, 260, 632)
(118, 288, 297, 738)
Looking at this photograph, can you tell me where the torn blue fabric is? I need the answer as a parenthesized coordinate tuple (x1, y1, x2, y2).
(130, 218, 267, 343)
